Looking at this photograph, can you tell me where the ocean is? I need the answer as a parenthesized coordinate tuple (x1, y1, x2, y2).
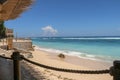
(31, 36, 120, 62)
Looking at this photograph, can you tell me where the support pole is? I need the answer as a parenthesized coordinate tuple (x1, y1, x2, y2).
(11, 51, 21, 80)
(110, 60, 120, 80)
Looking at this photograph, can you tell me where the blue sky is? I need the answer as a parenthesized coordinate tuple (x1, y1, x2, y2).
(5, 0, 120, 37)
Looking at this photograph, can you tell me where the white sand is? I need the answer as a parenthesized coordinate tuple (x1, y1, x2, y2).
(28, 47, 113, 80)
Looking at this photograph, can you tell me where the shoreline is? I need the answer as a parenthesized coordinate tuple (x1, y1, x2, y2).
(39, 49, 112, 69)
(34, 45, 112, 69)
(29, 46, 112, 80)
(0, 41, 113, 80)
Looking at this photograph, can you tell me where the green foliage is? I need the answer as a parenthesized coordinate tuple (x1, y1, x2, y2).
(0, 21, 6, 38)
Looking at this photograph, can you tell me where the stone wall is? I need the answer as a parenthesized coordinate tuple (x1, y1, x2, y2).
(13, 39, 33, 51)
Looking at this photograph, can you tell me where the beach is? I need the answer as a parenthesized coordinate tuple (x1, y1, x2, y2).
(1, 0, 120, 79)
(0, 38, 114, 80)
(27, 46, 113, 80)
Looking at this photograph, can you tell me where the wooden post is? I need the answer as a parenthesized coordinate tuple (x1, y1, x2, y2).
(11, 51, 21, 80)
(113, 60, 120, 80)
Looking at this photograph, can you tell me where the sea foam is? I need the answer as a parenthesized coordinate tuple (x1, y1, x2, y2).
(34, 45, 112, 62)
(62, 37, 120, 40)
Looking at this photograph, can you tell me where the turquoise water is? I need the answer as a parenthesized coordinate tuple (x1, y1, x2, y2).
(32, 37, 120, 62)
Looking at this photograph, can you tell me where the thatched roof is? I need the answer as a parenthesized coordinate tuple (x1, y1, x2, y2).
(0, 0, 34, 21)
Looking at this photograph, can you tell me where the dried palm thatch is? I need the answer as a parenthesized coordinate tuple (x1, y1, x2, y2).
(0, 0, 34, 21)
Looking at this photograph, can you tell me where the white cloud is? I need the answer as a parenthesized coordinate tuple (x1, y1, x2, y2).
(41, 25, 58, 36)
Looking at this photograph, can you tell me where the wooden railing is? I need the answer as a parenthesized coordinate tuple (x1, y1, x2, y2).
(0, 51, 120, 80)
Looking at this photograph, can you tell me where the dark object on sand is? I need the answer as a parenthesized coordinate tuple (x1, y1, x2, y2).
(26, 53, 33, 58)
(58, 53, 65, 59)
